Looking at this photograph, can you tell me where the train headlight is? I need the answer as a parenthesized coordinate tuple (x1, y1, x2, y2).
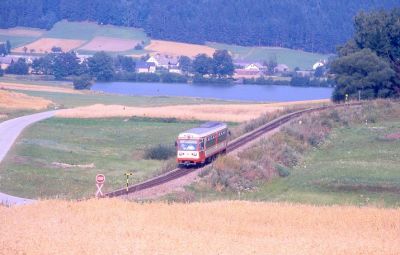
(192, 152, 198, 157)
(178, 152, 184, 156)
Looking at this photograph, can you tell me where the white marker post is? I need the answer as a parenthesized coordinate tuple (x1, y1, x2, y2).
(125, 172, 133, 192)
(95, 174, 105, 197)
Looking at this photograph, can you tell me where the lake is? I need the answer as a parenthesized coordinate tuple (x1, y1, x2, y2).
(91, 82, 333, 102)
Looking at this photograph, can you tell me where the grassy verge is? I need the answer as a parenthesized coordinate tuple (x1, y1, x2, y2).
(173, 101, 400, 207)
(0, 117, 201, 199)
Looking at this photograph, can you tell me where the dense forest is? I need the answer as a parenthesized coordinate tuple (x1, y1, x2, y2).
(0, 0, 399, 53)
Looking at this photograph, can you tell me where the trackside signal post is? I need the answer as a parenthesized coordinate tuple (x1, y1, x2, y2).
(125, 172, 133, 192)
(95, 174, 105, 197)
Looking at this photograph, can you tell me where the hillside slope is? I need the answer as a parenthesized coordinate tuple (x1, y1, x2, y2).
(1, 1, 399, 53)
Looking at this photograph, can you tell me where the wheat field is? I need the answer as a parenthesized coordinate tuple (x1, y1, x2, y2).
(0, 199, 399, 255)
(56, 100, 329, 122)
(0, 90, 53, 110)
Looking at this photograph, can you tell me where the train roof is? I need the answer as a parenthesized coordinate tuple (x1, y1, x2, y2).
(178, 122, 227, 139)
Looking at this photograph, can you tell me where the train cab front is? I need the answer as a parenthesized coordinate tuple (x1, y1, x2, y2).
(176, 139, 204, 167)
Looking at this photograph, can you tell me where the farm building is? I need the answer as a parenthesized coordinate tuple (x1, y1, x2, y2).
(312, 60, 326, 70)
(274, 64, 290, 73)
(169, 66, 182, 74)
(234, 61, 264, 72)
(233, 69, 262, 79)
(147, 54, 179, 69)
(136, 62, 156, 73)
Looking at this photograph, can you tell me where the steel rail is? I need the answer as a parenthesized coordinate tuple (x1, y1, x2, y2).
(105, 102, 362, 198)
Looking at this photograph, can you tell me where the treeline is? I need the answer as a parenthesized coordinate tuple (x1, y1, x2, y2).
(1, 0, 399, 53)
(4, 50, 235, 88)
(330, 9, 400, 101)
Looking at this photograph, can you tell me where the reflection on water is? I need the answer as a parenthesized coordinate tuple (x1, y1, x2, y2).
(92, 82, 333, 102)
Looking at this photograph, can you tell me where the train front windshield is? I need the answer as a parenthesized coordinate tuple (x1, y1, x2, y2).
(179, 140, 197, 151)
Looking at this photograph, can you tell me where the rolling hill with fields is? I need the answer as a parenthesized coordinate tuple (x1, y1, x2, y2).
(3, 21, 330, 69)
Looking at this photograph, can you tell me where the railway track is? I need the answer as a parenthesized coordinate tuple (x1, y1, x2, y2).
(105, 102, 362, 198)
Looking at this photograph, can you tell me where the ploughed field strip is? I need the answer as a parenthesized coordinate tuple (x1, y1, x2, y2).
(106, 102, 362, 197)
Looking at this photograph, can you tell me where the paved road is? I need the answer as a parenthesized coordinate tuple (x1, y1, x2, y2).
(0, 110, 57, 205)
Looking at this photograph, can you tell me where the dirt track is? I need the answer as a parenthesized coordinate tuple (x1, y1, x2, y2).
(56, 100, 329, 122)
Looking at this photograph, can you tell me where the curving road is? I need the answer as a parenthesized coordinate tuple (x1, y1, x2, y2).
(0, 110, 57, 205)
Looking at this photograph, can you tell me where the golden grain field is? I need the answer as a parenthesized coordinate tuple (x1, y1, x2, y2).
(0, 82, 82, 94)
(14, 38, 86, 53)
(0, 199, 398, 255)
(145, 40, 216, 57)
(0, 90, 53, 110)
(56, 100, 329, 122)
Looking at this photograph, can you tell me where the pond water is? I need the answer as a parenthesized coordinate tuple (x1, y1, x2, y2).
(91, 82, 333, 102)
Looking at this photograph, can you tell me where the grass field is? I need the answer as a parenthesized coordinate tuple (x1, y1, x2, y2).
(209, 42, 331, 70)
(0, 117, 201, 199)
(0, 35, 38, 49)
(44, 20, 149, 42)
(190, 118, 400, 207)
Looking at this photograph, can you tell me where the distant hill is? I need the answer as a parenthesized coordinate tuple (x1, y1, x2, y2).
(0, 1, 398, 53)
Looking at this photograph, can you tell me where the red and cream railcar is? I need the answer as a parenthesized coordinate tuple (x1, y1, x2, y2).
(176, 122, 229, 166)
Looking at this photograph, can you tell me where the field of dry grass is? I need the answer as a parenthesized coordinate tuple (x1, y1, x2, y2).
(0, 82, 81, 94)
(0, 90, 52, 110)
(145, 40, 216, 58)
(0, 28, 44, 37)
(0, 199, 398, 255)
(79, 36, 138, 52)
(56, 100, 329, 122)
(13, 38, 86, 53)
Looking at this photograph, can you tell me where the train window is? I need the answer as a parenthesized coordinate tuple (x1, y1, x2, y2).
(179, 140, 198, 151)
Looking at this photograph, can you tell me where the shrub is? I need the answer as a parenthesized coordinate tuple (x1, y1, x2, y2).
(276, 164, 290, 177)
(73, 75, 92, 90)
(160, 72, 188, 83)
(134, 43, 143, 50)
(144, 144, 176, 160)
(136, 73, 160, 82)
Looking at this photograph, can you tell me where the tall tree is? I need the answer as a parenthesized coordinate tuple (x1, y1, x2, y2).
(53, 52, 81, 79)
(331, 9, 400, 101)
(178, 56, 192, 74)
(212, 50, 234, 77)
(331, 49, 397, 101)
(193, 54, 213, 76)
(88, 51, 115, 81)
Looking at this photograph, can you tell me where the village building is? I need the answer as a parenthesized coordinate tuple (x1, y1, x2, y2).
(295, 70, 314, 77)
(274, 64, 290, 73)
(146, 54, 179, 69)
(312, 60, 326, 70)
(168, 66, 182, 74)
(136, 61, 156, 73)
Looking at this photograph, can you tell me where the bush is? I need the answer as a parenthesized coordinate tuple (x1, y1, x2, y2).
(0, 68, 3, 77)
(276, 164, 290, 177)
(134, 43, 143, 50)
(6, 58, 29, 75)
(160, 72, 188, 83)
(136, 73, 160, 82)
(144, 144, 176, 160)
(192, 74, 232, 84)
(73, 75, 92, 90)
